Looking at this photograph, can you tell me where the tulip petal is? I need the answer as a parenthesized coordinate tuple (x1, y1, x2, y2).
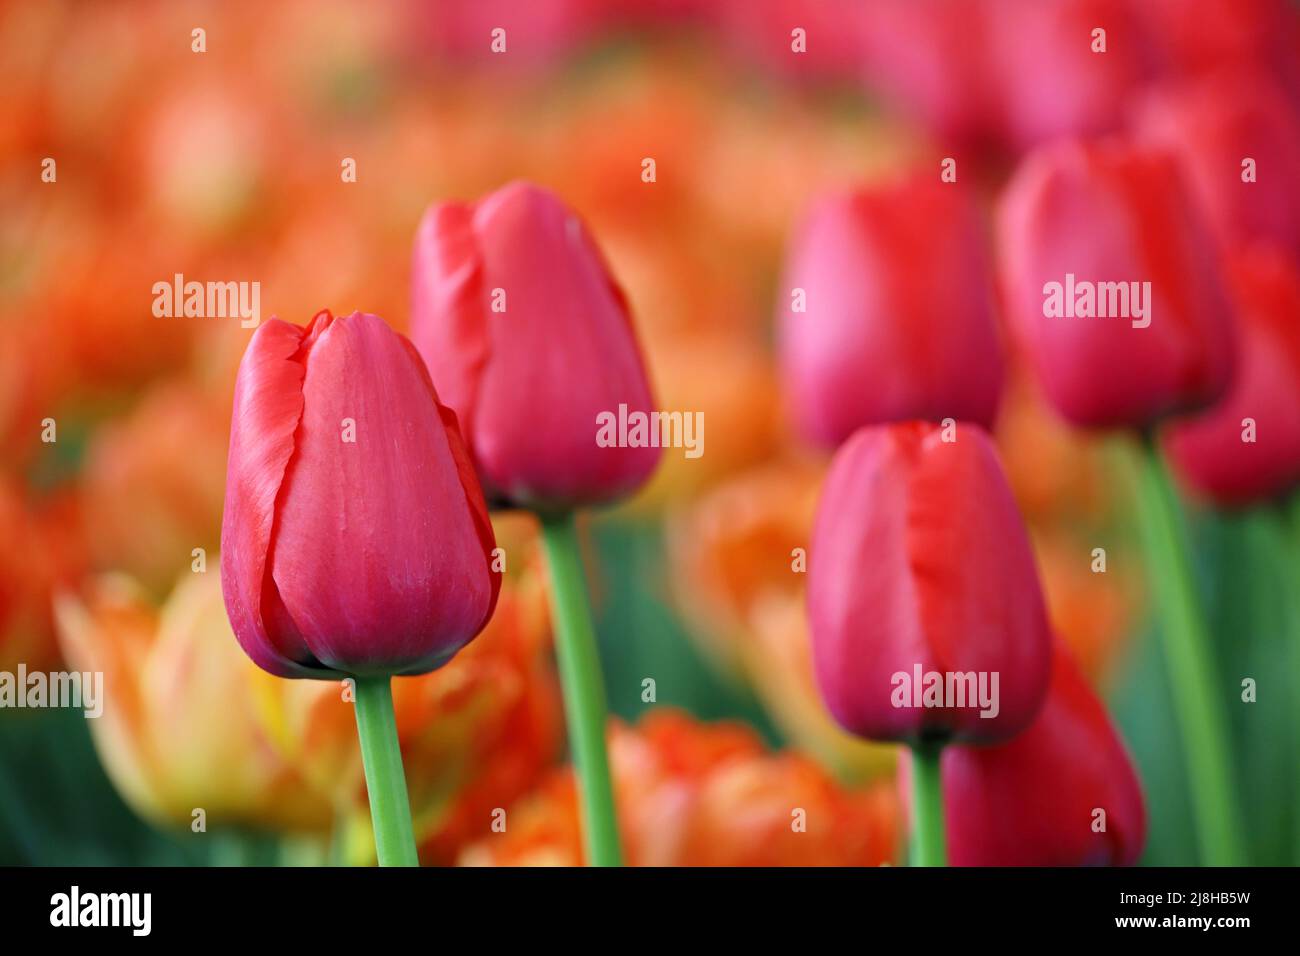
(268, 312, 496, 676)
(412, 201, 492, 456)
(220, 319, 324, 677)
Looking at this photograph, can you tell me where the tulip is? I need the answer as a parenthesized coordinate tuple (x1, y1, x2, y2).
(858, 1, 1141, 154)
(997, 139, 1236, 430)
(1164, 250, 1300, 506)
(998, 139, 1245, 864)
(412, 181, 660, 866)
(808, 421, 1054, 864)
(411, 181, 659, 512)
(249, 513, 562, 865)
(1133, 69, 1300, 261)
(55, 571, 335, 835)
(459, 710, 901, 867)
(666, 460, 896, 782)
(778, 175, 1003, 448)
(902, 644, 1146, 866)
(221, 308, 501, 865)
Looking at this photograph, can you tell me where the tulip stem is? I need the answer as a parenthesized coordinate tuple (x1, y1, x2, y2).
(540, 513, 623, 867)
(1132, 438, 1245, 866)
(352, 676, 419, 867)
(910, 743, 947, 866)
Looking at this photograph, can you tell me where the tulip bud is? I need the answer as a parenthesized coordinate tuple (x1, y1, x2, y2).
(1133, 69, 1300, 257)
(220, 310, 500, 679)
(1164, 249, 1300, 506)
(411, 181, 660, 512)
(778, 175, 1003, 448)
(904, 644, 1146, 866)
(808, 421, 1052, 745)
(997, 140, 1236, 429)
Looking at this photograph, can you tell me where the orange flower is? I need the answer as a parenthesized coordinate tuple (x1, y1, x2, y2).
(81, 380, 229, 595)
(667, 459, 895, 780)
(249, 513, 563, 864)
(54, 569, 334, 833)
(0, 478, 85, 672)
(459, 709, 900, 867)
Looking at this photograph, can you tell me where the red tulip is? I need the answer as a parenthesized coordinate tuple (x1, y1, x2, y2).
(903, 643, 1146, 866)
(1164, 248, 1300, 506)
(1133, 69, 1300, 259)
(807, 421, 1052, 744)
(984, 0, 1142, 152)
(997, 139, 1236, 429)
(859, 0, 1141, 152)
(778, 175, 1003, 448)
(220, 310, 500, 679)
(411, 181, 660, 511)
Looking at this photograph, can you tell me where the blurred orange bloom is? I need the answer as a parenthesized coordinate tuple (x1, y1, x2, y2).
(459, 709, 900, 866)
(54, 569, 334, 833)
(667, 458, 895, 781)
(995, 364, 1141, 677)
(248, 512, 563, 864)
(81, 380, 229, 595)
(0, 478, 85, 672)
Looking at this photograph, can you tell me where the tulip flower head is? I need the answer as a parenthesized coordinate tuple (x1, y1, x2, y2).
(411, 181, 660, 512)
(997, 139, 1236, 430)
(220, 310, 500, 680)
(1164, 249, 1300, 506)
(807, 421, 1053, 745)
(905, 643, 1146, 866)
(1133, 70, 1300, 258)
(778, 174, 1003, 448)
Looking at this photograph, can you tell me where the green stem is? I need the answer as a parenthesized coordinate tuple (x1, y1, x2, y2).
(539, 513, 623, 867)
(1132, 438, 1244, 866)
(1286, 494, 1300, 865)
(910, 743, 947, 867)
(352, 676, 419, 867)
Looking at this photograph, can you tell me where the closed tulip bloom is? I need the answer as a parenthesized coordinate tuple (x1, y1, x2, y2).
(220, 310, 500, 680)
(1133, 70, 1300, 257)
(907, 644, 1146, 866)
(808, 421, 1052, 744)
(411, 181, 660, 511)
(997, 140, 1236, 429)
(779, 176, 1003, 448)
(1164, 249, 1300, 506)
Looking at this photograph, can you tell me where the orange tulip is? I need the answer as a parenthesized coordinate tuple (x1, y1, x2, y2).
(54, 570, 334, 833)
(459, 710, 900, 867)
(666, 459, 895, 781)
(248, 513, 563, 863)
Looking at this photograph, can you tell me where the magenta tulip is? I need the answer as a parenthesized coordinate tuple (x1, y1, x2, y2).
(1164, 249, 1300, 506)
(808, 421, 1052, 745)
(902, 644, 1147, 866)
(411, 181, 660, 512)
(220, 310, 500, 680)
(778, 175, 1003, 448)
(1133, 69, 1300, 259)
(997, 139, 1237, 429)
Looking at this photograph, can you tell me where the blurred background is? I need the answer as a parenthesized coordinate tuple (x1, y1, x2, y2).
(1, 0, 1298, 866)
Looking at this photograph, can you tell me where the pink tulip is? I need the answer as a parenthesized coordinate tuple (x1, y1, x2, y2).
(1133, 69, 1300, 259)
(411, 181, 660, 511)
(1164, 249, 1300, 506)
(220, 310, 500, 679)
(778, 175, 1003, 448)
(997, 139, 1236, 429)
(903, 643, 1147, 866)
(808, 421, 1053, 745)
